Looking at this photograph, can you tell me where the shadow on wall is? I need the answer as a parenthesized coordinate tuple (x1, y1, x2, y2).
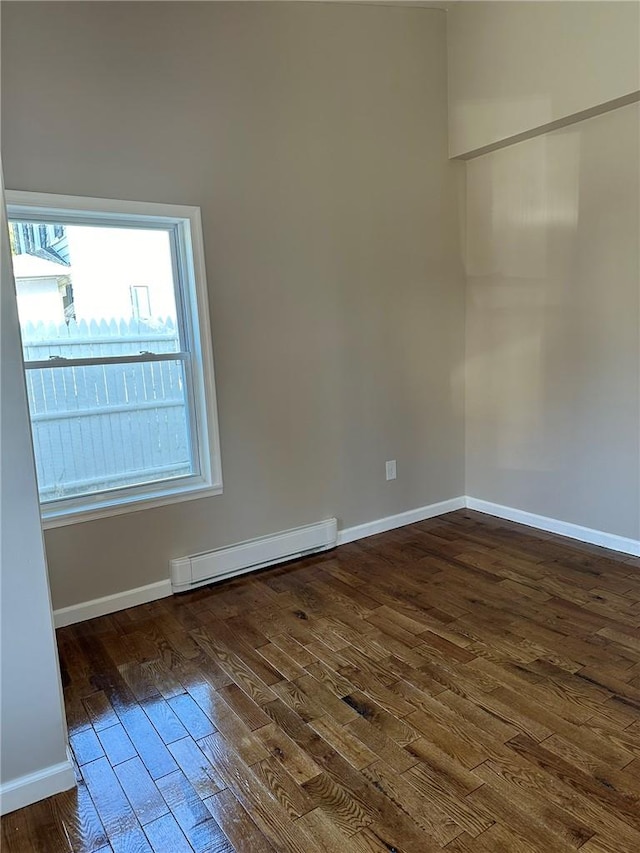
(465, 129, 582, 476)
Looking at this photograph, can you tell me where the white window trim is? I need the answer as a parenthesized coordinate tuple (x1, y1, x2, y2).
(6, 190, 223, 529)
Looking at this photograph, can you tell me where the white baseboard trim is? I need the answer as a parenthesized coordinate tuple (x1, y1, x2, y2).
(337, 497, 466, 546)
(53, 579, 173, 628)
(465, 497, 640, 557)
(53, 501, 465, 626)
(52, 496, 638, 629)
(0, 754, 75, 816)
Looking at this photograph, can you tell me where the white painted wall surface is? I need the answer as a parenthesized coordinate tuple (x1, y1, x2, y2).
(0, 168, 75, 813)
(447, 1, 640, 157)
(2, 3, 465, 611)
(464, 103, 640, 540)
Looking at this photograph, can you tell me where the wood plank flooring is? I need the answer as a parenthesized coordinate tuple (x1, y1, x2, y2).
(3, 509, 640, 852)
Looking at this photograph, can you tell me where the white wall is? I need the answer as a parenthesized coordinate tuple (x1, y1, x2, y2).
(452, 1, 640, 542)
(1, 2, 465, 611)
(447, 1, 640, 157)
(15, 276, 65, 325)
(3, 0, 637, 635)
(462, 91, 640, 536)
(0, 168, 75, 813)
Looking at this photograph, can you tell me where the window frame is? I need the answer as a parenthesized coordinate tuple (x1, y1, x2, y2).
(6, 190, 223, 528)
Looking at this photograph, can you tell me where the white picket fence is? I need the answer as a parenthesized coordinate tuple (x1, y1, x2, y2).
(22, 316, 181, 359)
(22, 318, 193, 500)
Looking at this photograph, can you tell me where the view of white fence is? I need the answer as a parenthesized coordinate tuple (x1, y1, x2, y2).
(22, 316, 181, 359)
(22, 318, 193, 500)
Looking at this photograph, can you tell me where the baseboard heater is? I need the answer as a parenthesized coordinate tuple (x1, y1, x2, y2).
(169, 518, 338, 593)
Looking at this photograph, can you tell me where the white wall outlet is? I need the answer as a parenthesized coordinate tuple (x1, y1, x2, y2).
(385, 460, 397, 481)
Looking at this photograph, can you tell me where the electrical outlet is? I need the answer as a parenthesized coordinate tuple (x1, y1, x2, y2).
(385, 460, 397, 481)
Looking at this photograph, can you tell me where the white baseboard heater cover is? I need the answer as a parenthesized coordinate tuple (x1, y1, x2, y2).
(170, 518, 338, 593)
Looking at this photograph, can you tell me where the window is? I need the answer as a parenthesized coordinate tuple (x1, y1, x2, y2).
(7, 191, 222, 527)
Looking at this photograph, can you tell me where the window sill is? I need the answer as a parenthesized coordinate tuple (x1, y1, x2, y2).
(41, 482, 223, 529)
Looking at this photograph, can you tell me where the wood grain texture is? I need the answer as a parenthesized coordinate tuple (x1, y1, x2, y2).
(2, 510, 640, 851)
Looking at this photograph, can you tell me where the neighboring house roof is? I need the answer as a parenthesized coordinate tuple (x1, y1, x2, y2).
(12, 254, 71, 279)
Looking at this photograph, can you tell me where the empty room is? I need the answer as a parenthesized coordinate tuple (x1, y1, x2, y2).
(1, 1, 639, 851)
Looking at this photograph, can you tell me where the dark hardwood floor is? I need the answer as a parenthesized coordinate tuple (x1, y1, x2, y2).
(3, 509, 640, 852)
